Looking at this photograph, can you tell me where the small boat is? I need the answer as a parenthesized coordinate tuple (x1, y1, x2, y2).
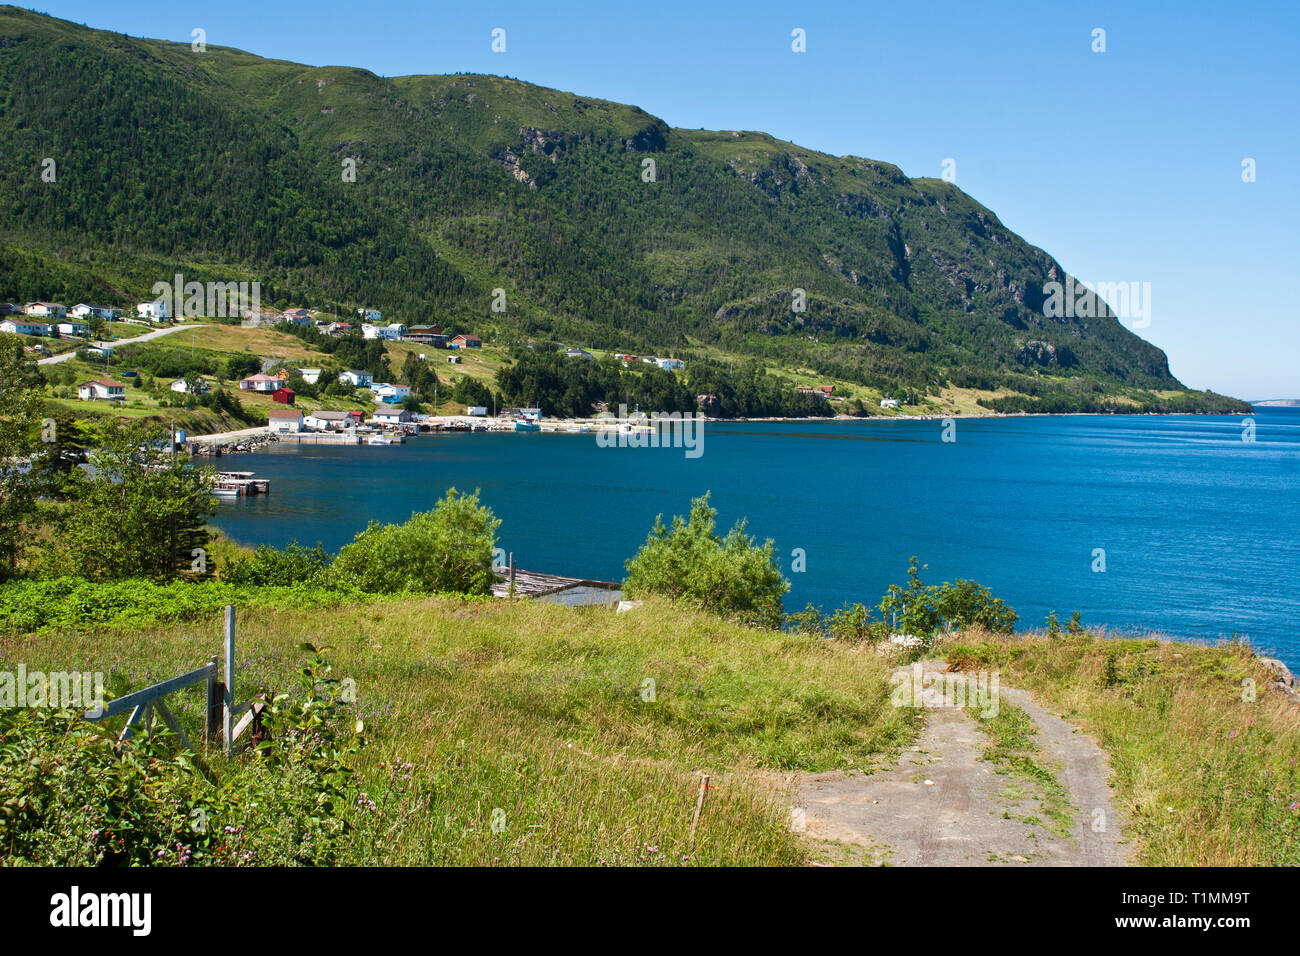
(514, 421, 540, 432)
(367, 435, 395, 445)
(212, 485, 242, 498)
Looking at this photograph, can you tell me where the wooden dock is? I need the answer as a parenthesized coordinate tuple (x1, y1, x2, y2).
(491, 567, 623, 606)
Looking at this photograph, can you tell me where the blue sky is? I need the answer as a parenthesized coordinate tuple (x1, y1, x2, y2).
(28, 0, 1300, 398)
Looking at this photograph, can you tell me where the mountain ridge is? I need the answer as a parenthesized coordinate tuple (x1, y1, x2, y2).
(0, 5, 1249, 413)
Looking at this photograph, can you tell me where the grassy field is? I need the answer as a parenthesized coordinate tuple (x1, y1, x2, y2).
(5, 580, 1299, 865)
(939, 629, 1300, 866)
(1, 594, 918, 865)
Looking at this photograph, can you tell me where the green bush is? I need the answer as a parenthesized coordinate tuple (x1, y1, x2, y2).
(224, 541, 330, 587)
(0, 646, 364, 866)
(623, 493, 788, 630)
(933, 579, 1018, 633)
(330, 488, 500, 596)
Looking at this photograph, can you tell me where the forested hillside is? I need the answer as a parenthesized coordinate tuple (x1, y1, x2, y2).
(0, 6, 1247, 412)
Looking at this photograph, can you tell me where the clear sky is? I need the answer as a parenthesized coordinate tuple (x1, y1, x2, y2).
(26, 0, 1300, 398)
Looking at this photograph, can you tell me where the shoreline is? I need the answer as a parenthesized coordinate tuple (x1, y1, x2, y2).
(187, 406, 1263, 442)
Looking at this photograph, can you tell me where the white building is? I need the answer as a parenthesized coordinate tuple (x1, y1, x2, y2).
(880, 397, 899, 409)
(362, 323, 402, 341)
(656, 358, 685, 371)
(267, 408, 304, 433)
(55, 321, 89, 336)
(1, 320, 52, 336)
(170, 378, 210, 394)
(24, 302, 66, 318)
(338, 369, 374, 388)
(78, 379, 126, 402)
(372, 383, 411, 404)
(467, 406, 488, 416)
(137, 299, 169, 321)
(297, 368, 323, 385)
(304, 410, 357, 431)
(356, 308, 382, 323)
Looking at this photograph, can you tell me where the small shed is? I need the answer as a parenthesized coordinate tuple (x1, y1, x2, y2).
(272, 387, 296, 405)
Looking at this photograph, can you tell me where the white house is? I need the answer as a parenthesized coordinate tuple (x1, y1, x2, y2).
(372, 383, 411, 404)
(880, 397, 899, 409)
(24, 302, 66, 318)
(267, 408, 304, 433)
(137, 299, 169, 321)
(338, 369, 374, 388)
(238, 373, 281, 393)
(356, 308, 382, 323)
(83, 345, 114, 358)
(656, 358, 685, 371)
(297, 368, 323, 385)
(362, 323, 402, 341)
(304, 410, 357, 431)
(170, 378, 210, 395)
(282, 308, 312, 325)
(71, 304, 120, 320)
(467, 406, 488, 417)
(371, 408, 414, 425)
(1, 320, 52, 336)
(55, 321, 89, 336)
(564, 347, 593, 360)
(78, 379, 126, 402)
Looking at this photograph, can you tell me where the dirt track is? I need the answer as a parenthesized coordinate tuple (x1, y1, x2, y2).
(796, 660, 1130, 866)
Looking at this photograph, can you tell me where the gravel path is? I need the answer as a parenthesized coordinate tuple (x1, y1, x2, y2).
(796, 660, 1131, 866)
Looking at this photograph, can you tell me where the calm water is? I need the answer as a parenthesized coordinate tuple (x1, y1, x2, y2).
(211, 408, 1300, 666)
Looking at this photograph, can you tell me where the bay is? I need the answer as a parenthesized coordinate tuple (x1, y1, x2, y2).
(210, 407, 1300, 667)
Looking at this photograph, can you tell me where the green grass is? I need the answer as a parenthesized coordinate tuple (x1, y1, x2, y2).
(939, 630, 1300, 865)
(0, 591, 919, 865)
(969, 701, 1074, 838)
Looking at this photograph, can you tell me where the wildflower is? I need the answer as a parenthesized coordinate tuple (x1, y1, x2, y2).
(1290, 802, 1298, 811)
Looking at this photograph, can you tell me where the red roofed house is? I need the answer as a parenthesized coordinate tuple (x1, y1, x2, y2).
(78, 379, 125, 402)
(266, 407, 304, 433)
(450, 334, 482, 349)
(272, 387, 296, 405)
(239, 373, 281, 393)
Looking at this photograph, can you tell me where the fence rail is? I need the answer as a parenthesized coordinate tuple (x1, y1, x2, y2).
(83, 605, 256, 753)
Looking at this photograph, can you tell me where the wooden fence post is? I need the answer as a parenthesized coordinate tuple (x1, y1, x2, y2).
(223, 605, 235, 752)
(689, 773, 710, 845)
(205, 655, 221, 747)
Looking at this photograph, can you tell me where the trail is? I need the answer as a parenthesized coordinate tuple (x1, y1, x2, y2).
(37, 323, 206, 364)
(796, 660, 1130, 866)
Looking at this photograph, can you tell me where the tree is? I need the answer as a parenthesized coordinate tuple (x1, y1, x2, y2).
(623, 493, 788, 629)
(52, 420, 217, 581)
(0, 335, 45, 578)
(224, 353, 261, 382)
(331, 488, 500, 595)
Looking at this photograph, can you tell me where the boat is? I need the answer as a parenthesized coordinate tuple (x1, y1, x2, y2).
(514, 421, 540, 432)
(213, 471, 270, 496)
(367, 435, 395, 445)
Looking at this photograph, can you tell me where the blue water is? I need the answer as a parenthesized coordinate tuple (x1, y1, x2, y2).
(211, 408, 1300, 666)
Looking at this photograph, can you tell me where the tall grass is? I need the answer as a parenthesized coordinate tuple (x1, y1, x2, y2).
(2, 594, 917, 865)
(939, 630, 1300, 865)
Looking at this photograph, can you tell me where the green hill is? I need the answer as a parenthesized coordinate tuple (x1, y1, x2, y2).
(0, 6, 1247, 413)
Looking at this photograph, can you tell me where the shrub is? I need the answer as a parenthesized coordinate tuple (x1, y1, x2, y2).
(0, 646, 363, 866)
(330, 488, 500, 595)
(224, 541, 330, 587)
(934, 579, 1018, 633)
(623, 493, 788, 629)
